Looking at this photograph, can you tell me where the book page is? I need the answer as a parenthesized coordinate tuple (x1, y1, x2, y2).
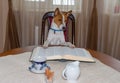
(47, 47, 94, 62)
(46, 47, 95, 62)
(30, 47, 62, 61)
(45, 47, 62, 60)
(60, 47, 76, 55)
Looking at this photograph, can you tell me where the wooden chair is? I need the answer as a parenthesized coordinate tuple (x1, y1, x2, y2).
(40, 11, 75, 45)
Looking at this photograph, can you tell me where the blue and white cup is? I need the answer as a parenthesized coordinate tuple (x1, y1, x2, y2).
(29, 61, 50, 74)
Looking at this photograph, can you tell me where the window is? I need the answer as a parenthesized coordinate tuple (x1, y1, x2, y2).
(27, 0, 45, 2)
(114, 0, 120, 13)
(20, 0, 82, 12)
(27, 0, 75, 5)
(53, 0, 75, 5)
(104, 0, 120, 14)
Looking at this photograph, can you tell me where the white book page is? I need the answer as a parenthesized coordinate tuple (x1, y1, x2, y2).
(74, 48, 90, 57)
(45, 47, 62, 60)
(61, 47, 76, 56)
(50, 47, 94, 62)
(74, 48, 94, 61)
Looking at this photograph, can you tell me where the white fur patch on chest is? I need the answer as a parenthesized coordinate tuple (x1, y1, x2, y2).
(47, 29, 65, 45)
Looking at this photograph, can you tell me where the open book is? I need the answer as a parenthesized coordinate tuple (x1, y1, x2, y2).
(30, 46, 95, 62)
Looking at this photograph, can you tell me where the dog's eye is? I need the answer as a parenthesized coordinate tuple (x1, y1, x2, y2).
(58, 19, 62, 21)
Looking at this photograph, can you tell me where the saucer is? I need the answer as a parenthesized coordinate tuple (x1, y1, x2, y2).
(29, 66, 46, 74)
(29, 64, 50, 74)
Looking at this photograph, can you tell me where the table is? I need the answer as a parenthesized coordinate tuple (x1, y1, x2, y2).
(0, 46, 120, 72)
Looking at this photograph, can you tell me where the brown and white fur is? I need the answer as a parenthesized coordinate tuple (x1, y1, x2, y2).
(43, 8, 75, 48)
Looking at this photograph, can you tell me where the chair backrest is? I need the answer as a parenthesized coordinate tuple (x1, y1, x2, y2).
(40, 11, 75, 45)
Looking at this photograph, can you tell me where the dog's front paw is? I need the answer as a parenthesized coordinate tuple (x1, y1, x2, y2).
(69, 44, 75, 48)
(66, 42, 75, 48)
(43, 45, 48, 49)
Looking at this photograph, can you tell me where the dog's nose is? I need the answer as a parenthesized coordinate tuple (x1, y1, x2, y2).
(62, 27, 66, 30)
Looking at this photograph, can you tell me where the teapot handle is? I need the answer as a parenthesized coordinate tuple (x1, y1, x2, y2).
(62, 68, 67, 80)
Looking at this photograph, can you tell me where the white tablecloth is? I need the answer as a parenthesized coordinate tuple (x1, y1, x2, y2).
(0, 52, 120, 83)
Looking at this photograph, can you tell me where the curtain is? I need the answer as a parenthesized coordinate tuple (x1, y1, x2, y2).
(87, 0, 98, 50)
(4, 0, 20, 51)
(97, 0, 120, 60)
(0, 0, 8, 53)
(76, 0, 94, 48)
(0, 0, 3, 52)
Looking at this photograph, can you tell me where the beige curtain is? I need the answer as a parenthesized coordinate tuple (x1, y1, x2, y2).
(76, 0, 94, 48)
(0, 0, 8, 53)
(97, 0, 120, 60)
(0, 0, 3, 52)
(4, 0, 20, 51)
(87, 0, 98, 50)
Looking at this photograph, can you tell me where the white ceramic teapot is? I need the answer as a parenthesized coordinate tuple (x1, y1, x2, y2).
(62, 61, 80, 82)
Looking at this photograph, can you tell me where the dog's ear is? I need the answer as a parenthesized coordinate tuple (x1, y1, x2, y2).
(66, 10, 72, 17)
(54, 8, 60, 16)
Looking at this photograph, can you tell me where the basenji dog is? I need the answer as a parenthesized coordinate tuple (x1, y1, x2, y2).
(43, 8, 75, 48)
